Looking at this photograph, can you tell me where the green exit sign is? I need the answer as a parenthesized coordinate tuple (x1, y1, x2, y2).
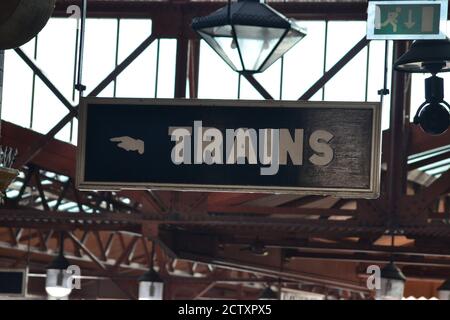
(367, 0, 448, 39)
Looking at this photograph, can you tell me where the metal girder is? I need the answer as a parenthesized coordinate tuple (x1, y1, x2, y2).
(175, 38, 189, 98)
(408, 125, 450, 155)
(208, 193, 268, 207)
(288, 251, 450, 268)
(188, 39, 200, 99)
(177, 251, 370, 294)
(52, 1, 371, 22)
(67, 231, 108, 270)
(242, 74, 274, 100)
(161, 228, 450, 277)
(0, 226, 286, 299)
(14, 111, 79, 169)
(2, 204, 450, 239)
(88, 34, 157, 97)
(221, 238, 450, 259)
(14, 48, 76, 114)
(0, 208, 142, 232)
(414, 170, 450, 211)
(208, 205, 356, 217)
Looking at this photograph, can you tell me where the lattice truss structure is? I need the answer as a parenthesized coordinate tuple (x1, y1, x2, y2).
(0, 0, 449, 299)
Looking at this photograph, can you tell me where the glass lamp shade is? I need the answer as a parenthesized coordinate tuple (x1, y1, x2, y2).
(45, 269, 72, 298)
(258, 286, 278, 300)
(394, 39, 450, 74)
(138, 269, 164, 300)
(45, 252, 72, 299)
(375, 262, 406, 300)
(192, 0, 306, 73)
(438, 279, 450, 300)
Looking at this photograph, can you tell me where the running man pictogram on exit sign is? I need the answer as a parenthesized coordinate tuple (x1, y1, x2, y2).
(367, 0, 448, 40)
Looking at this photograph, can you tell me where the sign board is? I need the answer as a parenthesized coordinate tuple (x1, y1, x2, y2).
(0, 50, 4, 111)
(76, 98, 381, 199)
(280, 288, 326, 300)
(367, 0, 448, 39)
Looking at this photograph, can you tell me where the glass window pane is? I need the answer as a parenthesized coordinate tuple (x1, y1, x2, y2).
(239, 75, 264, 100)
(35, 18, 77, 102)
(71, 118, 78, 145)
(116, 19, 155, 98)
(2, 40, 36, 128)
(157, 39, 177, 98)
(30, 18, 77, 143)
(83, 19, 118, 97)
(252, 59, 281, 99)
(198, 40, 239, 99)
(367, 41, 386, 102)
(282, 21, 326, 100)
(117, 19, 152, 59)
(324, 48, 367, 101)
(32, 78, 71, 142)
(324, 21, 366, 101)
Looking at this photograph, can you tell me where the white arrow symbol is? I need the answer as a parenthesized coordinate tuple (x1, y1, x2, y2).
(110, 136, 145, 155)
(404, 9, 415, 29)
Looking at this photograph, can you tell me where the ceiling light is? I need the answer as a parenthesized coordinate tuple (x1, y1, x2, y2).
(375, 262, 406, 300)
(192, 0, 306, 74)
(45, 232, 72, 299)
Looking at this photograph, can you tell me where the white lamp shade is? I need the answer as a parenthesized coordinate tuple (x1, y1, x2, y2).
(438, 279, 450, 300)
(375, 278, 405, 300)
(138, 281, 164, 300)
(375, 262, 406, 300)
(45, 268, 72, 299)
(438, 289, 450, 300)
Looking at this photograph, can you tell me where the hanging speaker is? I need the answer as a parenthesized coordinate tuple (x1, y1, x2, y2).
(0, 0, 56, 50)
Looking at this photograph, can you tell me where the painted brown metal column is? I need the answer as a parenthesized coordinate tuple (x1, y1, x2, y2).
(387, 40, 412, 227)
(175, 38, 189, 98)
(0, 50, 4, 137)
(188, 39, 200, 99)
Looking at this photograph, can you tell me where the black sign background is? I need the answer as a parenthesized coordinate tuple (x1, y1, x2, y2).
(77, 99, 381, 198)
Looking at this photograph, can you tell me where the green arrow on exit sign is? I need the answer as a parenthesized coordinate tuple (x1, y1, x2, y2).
(367, 0, 448, 40)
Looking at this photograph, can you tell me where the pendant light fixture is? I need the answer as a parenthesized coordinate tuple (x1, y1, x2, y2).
(394, 39, 450, 135)
(375, 235, 406, 300)
(192, 0, 306, 74)
(45, 231, 72, 299)
(259, 253, 283, 300)
(438, 279, 450, 300)
(413, 74, 449, 135)
(138, 240, 164, 300)
(258, 285, 278, 300)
